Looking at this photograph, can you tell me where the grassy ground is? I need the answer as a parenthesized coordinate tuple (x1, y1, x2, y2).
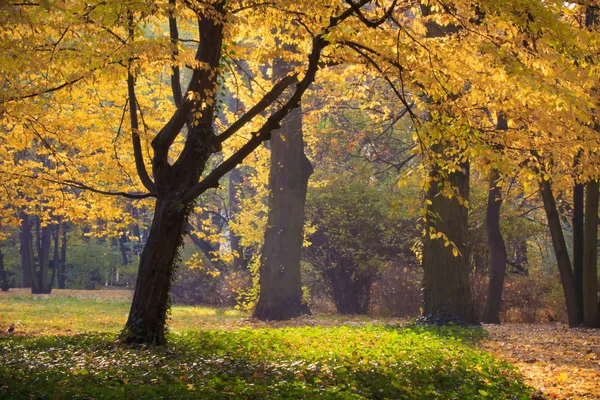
(0, 289, 536, 399)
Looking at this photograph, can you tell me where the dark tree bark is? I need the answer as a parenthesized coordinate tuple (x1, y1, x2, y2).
(47, 225, 60, 294)
(573, 181, 584, 312)
(422, 161, 478, 324)
(38, 223, 52, 294)
(483, 168, 508, 324)
(0, 247, 8, 291)
(58, 222, 67, 289)
(19, 213, 39, 293)
(539, 178, 582, 327)
(253, 59, 313, 321)
(582, 180, 599, 327)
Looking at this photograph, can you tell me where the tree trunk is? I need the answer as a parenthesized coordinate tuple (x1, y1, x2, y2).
(253, 59, 313, 321)
(573, 182, 585, 313)
(38, 223, 52, 294)
(58, 222, 67, 289)
(422, 161, 478, 324)
(19, 214, 39, 293)
(47, 225, 59, 294)
(119, 232, 129, 266)
(229, 167, 246, 270)
(120, 197, 189, 345)
(582, 180, 599, 327)
(483, 168, 508, 324)
(0, 247, 8, 291)
(513, 240, 529, 275)
(539, 179, 582, 327)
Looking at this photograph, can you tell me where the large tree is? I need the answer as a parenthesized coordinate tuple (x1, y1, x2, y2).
(0, 0, 385, 345)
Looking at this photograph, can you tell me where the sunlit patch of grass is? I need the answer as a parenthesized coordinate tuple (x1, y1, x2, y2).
(0, 327, 535, 399)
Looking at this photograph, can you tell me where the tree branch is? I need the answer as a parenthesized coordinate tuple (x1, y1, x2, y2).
(181, 0, 368, 204)
(128, 11, 156, 193)
(169, 0, 183, 107)
(217, 74, 298, 144)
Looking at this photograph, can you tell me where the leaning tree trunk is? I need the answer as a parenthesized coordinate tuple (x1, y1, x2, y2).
(121, 197, 190, 345)
(483, 168, 508, 324)
(582, 180, 599, 327)
(253, 59, 313, 321)
(422, 161, 478, 325)
(539, 178, 582, 327)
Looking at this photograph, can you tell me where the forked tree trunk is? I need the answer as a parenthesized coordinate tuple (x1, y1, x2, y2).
(582, 180, 599, 327)
(422, 161, 478, 324)
(253, 59, 313, 321)
(539, 179, 582, 327)
(121, 197, 189, 345)
(483, 168, 508, 324)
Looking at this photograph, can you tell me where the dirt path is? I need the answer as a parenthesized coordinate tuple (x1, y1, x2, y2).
(481, 324, 600, 399)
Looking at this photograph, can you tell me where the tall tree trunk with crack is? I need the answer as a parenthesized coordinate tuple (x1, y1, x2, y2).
(253, 57, 313, 321)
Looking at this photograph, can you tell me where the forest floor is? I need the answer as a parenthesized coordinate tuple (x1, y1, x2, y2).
(480, 324, 600, 399)
(0, 289, 599, 398)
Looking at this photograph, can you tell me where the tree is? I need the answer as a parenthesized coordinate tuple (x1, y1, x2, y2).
(252, 57, 313, 320)
(483, 116, 509, 324)
(1, 0, 384, 344)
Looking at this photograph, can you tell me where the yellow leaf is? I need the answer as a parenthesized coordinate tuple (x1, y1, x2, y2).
(452, 247, 459, 257)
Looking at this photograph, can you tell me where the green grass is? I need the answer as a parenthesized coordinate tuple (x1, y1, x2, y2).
(0, 291, 535, 399)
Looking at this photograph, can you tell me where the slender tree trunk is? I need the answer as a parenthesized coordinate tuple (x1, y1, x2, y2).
(0, 247, 8, 291)
(513, 240, 529, 275)
(119, 232, 129, 266)
(229, 167, 246, 270)
(20, 214, 39, 293)
(574, 182, 585, 313)
(539, 179, 582, 327)
(38, 223, 52, 294)
(58, 222, 67, 289)
(582, 180, 599, 327)
(47, 225, 59, 294)
(120, 197, 189, 345)
(253, 58, 313, 321)
(422, 161, 478, 324)
(483, 168, 508, 324)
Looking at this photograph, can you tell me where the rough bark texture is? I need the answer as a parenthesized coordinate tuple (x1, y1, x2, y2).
(121, 197, 189, 345)
(539, 179, 582, 327)
(422, 162, 478, 324)
(0, 247, 8, 291)
(483, 168, 508, 324)
(253, 60, 313, 321)
(573, 182, 584, 313)
(582, 180, 599, 327)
